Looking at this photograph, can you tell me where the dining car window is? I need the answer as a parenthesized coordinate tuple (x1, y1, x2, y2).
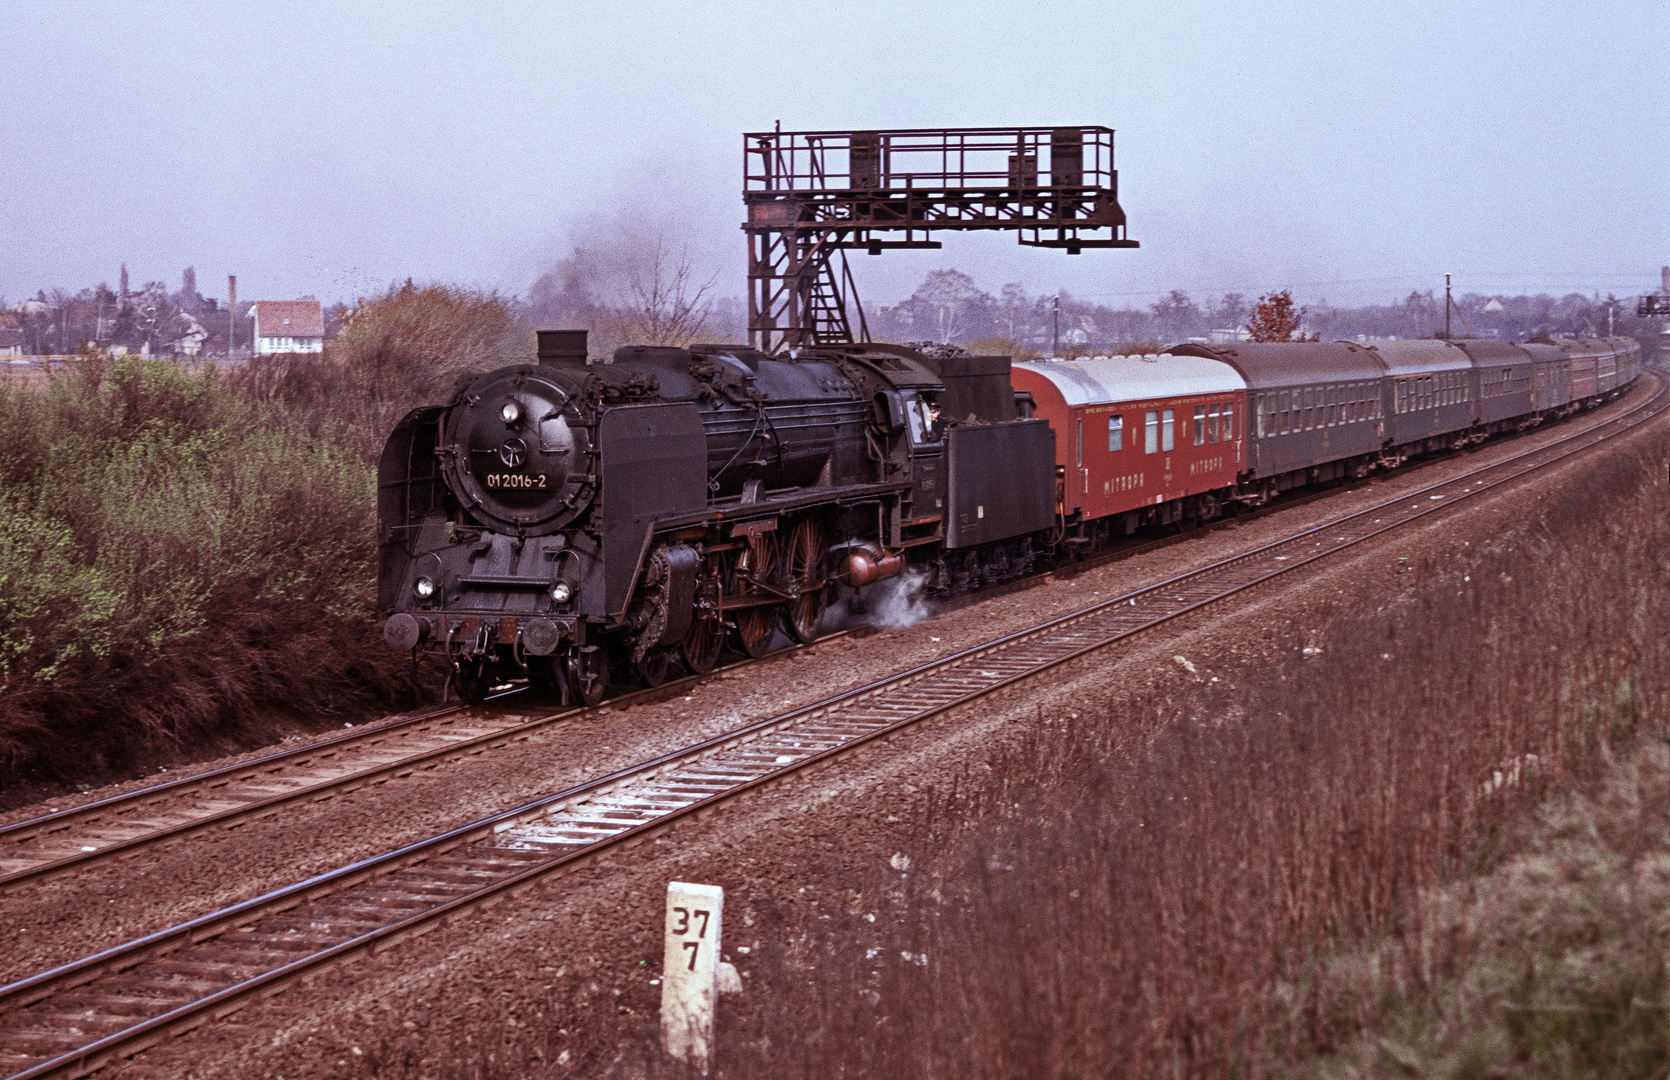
(1162, 408, 1175, 452)
(1194, 405, 1206, 446)
(1222, 403, 1233, 440)
(1108, 414, 1123, 452)
(1208, 402, 1220, 443)
(1145, 410, 1159, 454)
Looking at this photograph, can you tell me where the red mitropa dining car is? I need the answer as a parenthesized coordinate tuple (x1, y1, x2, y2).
(1011, 354, 1247, 538)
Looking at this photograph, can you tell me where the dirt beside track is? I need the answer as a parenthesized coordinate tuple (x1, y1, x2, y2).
(2, 381, 1663, 1077)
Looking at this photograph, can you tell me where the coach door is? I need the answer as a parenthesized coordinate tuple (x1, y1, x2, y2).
(1075, 415, 1089, 498)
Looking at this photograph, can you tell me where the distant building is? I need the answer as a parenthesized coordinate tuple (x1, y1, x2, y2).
(166, 312, 209, 356)
(0, 312, 22, 358)
(250, 300, 324, 354)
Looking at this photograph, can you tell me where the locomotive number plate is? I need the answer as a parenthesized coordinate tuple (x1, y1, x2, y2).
(486, 473, 549, 490)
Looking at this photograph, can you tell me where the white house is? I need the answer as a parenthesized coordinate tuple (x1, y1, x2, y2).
(0, 312, 23, 358)
(250, 300, 324, 354)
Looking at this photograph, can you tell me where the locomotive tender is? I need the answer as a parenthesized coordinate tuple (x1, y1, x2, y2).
(378, 330, 1641, 704)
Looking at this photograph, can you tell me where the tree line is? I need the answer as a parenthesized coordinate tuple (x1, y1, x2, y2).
(866, 268, 1660, 355)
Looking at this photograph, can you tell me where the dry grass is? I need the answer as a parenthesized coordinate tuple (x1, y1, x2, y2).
(695, 435, 1667, 1079)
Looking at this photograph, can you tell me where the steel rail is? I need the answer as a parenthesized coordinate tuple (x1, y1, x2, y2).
(0, 372, 1660, 1080)
(0, 632, 859, 892)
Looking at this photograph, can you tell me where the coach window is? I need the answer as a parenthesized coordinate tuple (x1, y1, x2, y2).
(1108, 414, 1123, 452)
(1193, 405, 1206, 446)
(1278, 392, 1289, 434)
(1075, 417, 1084, 468)
(1145, 410, 1159, 453)
(1162, 408, 1176, 452)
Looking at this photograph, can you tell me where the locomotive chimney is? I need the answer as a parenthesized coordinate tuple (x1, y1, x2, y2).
(537, 329, 589, 366)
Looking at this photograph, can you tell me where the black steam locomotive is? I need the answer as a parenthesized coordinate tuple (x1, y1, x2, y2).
(377, 330, 1056, 704)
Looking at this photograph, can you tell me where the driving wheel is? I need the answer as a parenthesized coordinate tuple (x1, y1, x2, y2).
(782, 517, 828, 644)
(730, 530, 780, 658)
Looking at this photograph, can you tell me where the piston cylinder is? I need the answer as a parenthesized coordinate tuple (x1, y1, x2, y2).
(839, 545, 905, 588)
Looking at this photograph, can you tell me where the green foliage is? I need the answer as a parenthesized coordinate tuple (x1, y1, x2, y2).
(0, 358, 385, 777)
(1290, 741, 1667, 1080)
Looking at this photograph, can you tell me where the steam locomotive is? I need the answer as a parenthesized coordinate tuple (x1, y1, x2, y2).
(377, 329, 1642, 704)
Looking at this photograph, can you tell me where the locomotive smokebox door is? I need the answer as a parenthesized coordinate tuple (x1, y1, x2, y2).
(946, 420, 1057, 549)
(598, 403, 707, 616)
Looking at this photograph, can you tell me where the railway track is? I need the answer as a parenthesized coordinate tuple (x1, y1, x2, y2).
(0, 630, 866, 892)
(1, 371, 1660, 1079)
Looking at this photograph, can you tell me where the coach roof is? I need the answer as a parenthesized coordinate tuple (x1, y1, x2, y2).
(1448, 339, 1532, 367)
(1363, 339, 1473, 377)
(1012, 354, 1244, 407)
(1167, 341, 1384, 389)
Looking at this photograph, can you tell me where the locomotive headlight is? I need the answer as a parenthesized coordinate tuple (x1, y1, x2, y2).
(414, 576, 437, 599)
(499, 398, 523, 425)
(549, 580, 572, 603)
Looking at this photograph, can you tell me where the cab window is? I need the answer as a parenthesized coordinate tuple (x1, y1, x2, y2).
(905, 393, 942, 444)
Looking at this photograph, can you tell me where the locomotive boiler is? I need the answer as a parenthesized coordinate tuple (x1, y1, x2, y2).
(377, 331, 1058, 704)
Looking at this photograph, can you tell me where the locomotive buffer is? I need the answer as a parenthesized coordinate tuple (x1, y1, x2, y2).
(744, 126, 1139, 354)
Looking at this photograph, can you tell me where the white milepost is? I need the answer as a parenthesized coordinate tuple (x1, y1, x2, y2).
(662, 881, 724, 1071)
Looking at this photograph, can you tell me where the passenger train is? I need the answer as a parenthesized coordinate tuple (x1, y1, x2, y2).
(377, 330, 1642, 704)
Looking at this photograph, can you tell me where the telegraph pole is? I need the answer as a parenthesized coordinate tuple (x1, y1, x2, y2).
(1444, 273, 1451, 339)
(227, 275, 237, 360)
(1052, 293, 1061, 356)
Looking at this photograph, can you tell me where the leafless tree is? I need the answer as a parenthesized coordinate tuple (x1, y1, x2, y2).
(615, 239, 716, 347)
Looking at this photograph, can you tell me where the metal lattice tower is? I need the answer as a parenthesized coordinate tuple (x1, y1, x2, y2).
(743, 126, 1139, 354)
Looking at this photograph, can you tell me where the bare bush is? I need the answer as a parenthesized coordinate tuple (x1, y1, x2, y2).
(226, 281, 527, 461)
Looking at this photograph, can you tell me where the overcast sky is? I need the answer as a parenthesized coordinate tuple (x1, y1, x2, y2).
(2, 0, 1665, 313)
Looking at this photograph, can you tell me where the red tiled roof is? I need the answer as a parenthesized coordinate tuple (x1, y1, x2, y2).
(251, 300, 324, 339)
(0, 311, 22, 333)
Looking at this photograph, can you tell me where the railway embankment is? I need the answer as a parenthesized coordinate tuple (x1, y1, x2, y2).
(0, 288, 525, 805)
(70, 378, 1665, 1078)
